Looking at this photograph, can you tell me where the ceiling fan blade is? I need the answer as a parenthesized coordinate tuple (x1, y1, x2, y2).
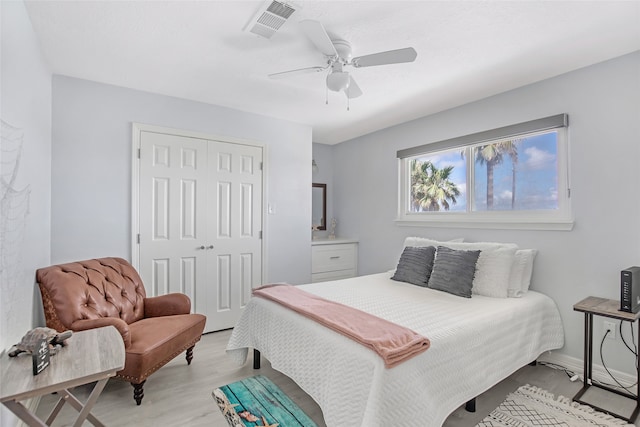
(352, 47, 417, 68)
(345, 75, 363, 99)
(268, 66, 327, 79)
(300, 20, 338, 58)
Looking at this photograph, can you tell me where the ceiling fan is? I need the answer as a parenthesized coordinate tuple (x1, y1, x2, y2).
(268, 20, 417, 99)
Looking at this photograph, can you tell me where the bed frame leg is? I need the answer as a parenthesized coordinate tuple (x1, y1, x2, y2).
(466, 361, 535, 413)
(253, 349, 261, 369)
(465, 398, 476, 412)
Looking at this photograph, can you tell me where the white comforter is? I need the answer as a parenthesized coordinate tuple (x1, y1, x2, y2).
(227, 272, 565, 427)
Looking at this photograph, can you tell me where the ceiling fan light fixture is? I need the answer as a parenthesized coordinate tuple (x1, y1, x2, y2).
(326, 72, 350, 92)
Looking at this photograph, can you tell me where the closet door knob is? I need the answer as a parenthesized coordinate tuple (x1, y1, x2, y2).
(198, 245, 206, 250)
(207, 245, 214, 249)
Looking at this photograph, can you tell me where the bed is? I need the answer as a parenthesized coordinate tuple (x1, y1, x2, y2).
(226, 240, 565, 427)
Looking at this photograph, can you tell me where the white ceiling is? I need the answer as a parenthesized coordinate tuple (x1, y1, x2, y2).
(24, 0, 640, 145)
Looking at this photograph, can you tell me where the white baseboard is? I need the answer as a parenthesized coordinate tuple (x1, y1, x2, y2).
(538, 350, 636, 390)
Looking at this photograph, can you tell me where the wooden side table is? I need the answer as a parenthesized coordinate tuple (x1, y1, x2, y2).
(573, 296, 640, 422)
(0, 326, 125, 427)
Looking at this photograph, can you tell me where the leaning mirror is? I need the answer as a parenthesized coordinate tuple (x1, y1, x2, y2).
(312, 183, 326, 230)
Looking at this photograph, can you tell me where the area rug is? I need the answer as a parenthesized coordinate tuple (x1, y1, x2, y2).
(213, 375, 318, 427)
(476, 384, 634, 427)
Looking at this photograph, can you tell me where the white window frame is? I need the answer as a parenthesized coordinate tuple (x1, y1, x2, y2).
(396, 115, 574, 231)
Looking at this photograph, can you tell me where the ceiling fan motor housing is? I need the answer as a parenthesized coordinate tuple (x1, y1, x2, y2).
(331, 39, 352, 62)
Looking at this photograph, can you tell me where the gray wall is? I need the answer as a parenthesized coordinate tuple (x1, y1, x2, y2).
(1, 1, 52, 425)
(332, 51, 640, 374)
(51, 76, 313, 286)
(0, 0, 52, 350)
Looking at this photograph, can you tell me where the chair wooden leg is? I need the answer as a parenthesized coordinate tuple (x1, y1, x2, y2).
(186, 345, 195, 365)
(132, 381, 145, 405)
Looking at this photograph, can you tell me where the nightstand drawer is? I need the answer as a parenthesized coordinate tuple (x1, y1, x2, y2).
(312, 244, 356, 274)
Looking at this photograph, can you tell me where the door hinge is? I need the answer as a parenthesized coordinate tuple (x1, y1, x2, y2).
(137, 148, 141, 159)
(137, 234, 140, 244)
(259, 231, 262, 239)
(259, 162, 263, 171)
(567, 188, 571, 198)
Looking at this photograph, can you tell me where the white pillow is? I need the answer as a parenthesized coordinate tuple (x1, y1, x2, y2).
(471, 246, 518, 298)
(402, 236, 464, 248)
(397, 238, 521, 298)
(507, 249, 538, 297)
(428, 241, 518, 298)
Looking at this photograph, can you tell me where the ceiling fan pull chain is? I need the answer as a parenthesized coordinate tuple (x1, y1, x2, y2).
(326, 85, 328, 105)
(347, 92, 350, 111)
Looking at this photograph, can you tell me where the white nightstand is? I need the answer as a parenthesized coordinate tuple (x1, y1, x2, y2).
(311, 238, 358, 283)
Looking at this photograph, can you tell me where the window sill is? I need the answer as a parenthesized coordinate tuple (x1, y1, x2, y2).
(395, 216, 574, 231)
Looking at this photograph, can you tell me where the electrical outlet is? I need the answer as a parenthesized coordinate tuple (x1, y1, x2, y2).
(604, 321, 617, 340)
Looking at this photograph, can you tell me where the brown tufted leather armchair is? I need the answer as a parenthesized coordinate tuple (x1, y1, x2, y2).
(36, 257, 206, 405)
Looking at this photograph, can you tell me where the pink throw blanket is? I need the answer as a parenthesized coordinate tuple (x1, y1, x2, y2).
(252, 284, 431, 368)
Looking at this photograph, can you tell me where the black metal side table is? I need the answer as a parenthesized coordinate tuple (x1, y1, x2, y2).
(573, 296, 640, 423)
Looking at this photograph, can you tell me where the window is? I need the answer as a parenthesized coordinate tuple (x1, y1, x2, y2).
(397, 115, 573, 230)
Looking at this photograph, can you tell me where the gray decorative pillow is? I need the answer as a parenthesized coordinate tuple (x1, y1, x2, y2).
(391, 246, 436, 287)
(428, 246, 480, 298)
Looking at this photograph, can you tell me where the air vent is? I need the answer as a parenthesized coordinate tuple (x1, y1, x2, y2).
(245, 1, 297, 39)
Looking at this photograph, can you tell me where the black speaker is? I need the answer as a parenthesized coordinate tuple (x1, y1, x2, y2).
(620, 266, 640, 313)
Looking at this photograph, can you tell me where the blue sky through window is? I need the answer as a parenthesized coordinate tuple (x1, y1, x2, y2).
(413, 131, 558, 212)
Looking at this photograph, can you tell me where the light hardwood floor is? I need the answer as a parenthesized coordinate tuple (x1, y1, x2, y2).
(36, 329, 639, 426)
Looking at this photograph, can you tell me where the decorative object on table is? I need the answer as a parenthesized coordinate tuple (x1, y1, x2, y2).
(32, 339, 50, 375)
(213, 375, 317, 427)
(328, 217, 337, 239)
(8, 327, 72, 358)
(475, 384, 634, 427)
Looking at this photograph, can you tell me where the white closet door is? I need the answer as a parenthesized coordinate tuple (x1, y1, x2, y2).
(138, 130, 263, 332)
(139, 131, 208, 305)
(202, 141, 263, 328)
